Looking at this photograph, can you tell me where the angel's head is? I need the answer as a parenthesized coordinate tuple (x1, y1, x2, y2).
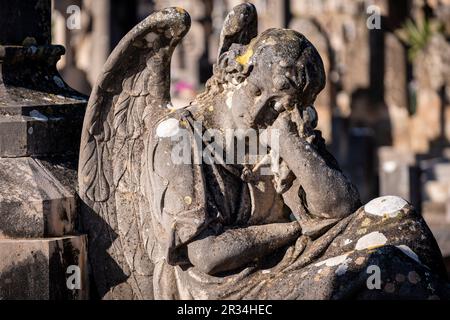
(200, 28, 325, 131)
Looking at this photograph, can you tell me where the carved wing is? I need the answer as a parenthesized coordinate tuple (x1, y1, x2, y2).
(78, 8, 191, 299)
(218, 3, 258, 58)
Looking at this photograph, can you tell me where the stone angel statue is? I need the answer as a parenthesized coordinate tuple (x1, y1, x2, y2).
(79, 4, 450, 300)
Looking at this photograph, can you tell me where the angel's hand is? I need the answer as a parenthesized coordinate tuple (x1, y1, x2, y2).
(266, 111, 304, 156)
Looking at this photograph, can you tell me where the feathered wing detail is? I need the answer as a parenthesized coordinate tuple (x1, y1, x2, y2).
(78, 8, 191, 300)
(218, 3, 258, 58)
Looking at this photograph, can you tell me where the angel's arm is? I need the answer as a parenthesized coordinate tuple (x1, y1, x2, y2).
(271, 112, 361, 219)
(187, 222, 300, 275)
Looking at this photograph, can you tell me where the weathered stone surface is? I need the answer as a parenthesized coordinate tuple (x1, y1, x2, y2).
(0, 157, 75, 238)
(0, 235, 88, 300)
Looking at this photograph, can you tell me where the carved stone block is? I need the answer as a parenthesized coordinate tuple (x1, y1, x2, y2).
(0, 157, 75, 238)
(0, 235, 88, 300)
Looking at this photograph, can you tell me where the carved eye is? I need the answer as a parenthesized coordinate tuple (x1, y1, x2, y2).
(255, 89, 262, 96)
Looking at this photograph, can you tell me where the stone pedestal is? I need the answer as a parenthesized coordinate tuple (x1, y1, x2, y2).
(0, 236, 88, 300)
(0, 0, 88, 300)
(0, 158, 76, 239)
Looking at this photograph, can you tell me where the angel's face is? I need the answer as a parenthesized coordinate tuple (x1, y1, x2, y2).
(229, 67, 298, 130)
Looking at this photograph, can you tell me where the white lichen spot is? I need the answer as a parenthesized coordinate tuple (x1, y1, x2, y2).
(355, 231, 388, 250)
(29, 110, 49, 122)
(396, 245, 421, 264)
(315, 253, 349, 267)
(364, 196, 407, 218)
(343, 239, 353, 246)
(53, 76, 65, 88)
(156, 118, 180, 138)
(262, 270, 271, 274)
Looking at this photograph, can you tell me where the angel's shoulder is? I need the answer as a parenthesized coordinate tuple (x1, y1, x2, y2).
(150, 107, 199, 175)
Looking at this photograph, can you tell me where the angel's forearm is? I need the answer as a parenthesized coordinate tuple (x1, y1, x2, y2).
(280, 138, 360, 218)
(187, 222, 300, 275)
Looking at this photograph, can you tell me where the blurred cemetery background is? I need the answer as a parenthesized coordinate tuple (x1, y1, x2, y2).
(51, 0, 450, 274)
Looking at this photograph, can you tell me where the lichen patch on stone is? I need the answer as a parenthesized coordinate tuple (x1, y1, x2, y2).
(315, 253, 349, 267)
(156, 118, 180, 138)
(355, 231, 388, 250)
(236, 48, 253, 66)
(184, 196, 192, 205)
(364, 196, 407, 218)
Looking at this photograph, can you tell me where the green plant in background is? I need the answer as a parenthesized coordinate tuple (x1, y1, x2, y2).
(396, 17, 443, 61)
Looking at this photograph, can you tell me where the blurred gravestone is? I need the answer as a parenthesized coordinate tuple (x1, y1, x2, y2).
(378, 147, 421, 212)
(347, 127, 377, 204)
(0, 0, 88, 300)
